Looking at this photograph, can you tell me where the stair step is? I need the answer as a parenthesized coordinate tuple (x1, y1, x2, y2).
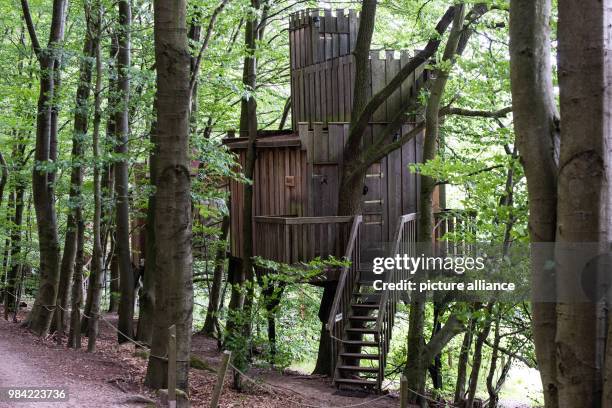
(352, 292, 381, 297)
(343, 340, 379, 347)
(338, 365, 379, 373)
(349, 316, 377, 321)
(335, 378, 378, 387)
(340, 353, 380, 360)
(351, 303, 379, 309)
(347, 328, 378, 334)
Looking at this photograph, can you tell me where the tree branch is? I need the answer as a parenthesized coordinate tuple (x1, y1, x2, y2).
(442, 106, 512, 118)
(355, 105, 510, 176)
(351, 3, 495, 177)
(189, 0, 231, 98)
(20, 0, 42, 59)
(423, 314, 465, 363)
(484, 338, 536, 368)
(346, 6, 457, 148)
(435, 164, 506, 186)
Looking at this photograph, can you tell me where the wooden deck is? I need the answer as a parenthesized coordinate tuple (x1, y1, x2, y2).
(253, 215, 354, 265)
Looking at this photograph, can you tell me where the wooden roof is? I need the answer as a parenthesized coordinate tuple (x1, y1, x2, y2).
(222, 130, 301, 150)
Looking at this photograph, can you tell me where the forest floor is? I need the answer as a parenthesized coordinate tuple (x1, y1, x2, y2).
(0, 308, 403, 408)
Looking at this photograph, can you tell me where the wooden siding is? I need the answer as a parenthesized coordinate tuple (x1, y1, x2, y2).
(297, 122, 423, 243)
(291, 51, 427, 128)
(253, 216, 353, 265)
(226, 8, 433, 263)
(229, 145, 310, 258)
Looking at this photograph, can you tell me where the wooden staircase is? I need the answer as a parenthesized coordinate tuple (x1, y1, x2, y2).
(327, 213, 418, 391)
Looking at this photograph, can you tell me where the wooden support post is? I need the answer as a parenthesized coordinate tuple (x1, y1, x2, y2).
(210, 351, 231, 408)
(168, 325, 177, 408)
(400, 374, 407, 408)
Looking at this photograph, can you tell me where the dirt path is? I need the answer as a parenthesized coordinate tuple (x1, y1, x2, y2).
(0, 310, 402, 408)
(0, 317, 146, 408)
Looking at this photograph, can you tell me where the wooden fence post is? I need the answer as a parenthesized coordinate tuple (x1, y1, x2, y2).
(210, 350, 231, 408)
(168, 325, 177, 408)
(400, 374, 407, 408)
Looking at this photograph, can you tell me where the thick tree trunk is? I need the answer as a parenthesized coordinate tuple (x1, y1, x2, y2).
(115, 0, 134, 344)
(145, 0, 193, 393)
(202, 215, 229, 337)
(508, 2, 559, 406)
(336, 0, 377, 217)
(556, 1, 607, 405)
(313, 282, 337, 375)
(23, 0, 68, 336)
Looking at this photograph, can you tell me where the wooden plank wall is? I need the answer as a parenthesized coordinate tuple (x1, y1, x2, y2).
(290, 50, 426, 129)
(297, 123, 424, 244)
(253, 217, 352, 265)
(230, 147, 309, 258)
(289, 8, 428, 129)
(228, 8, 431, 259)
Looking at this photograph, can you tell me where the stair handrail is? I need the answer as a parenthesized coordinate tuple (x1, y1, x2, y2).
(375, 212, 418, 389)
(326, 214, 363, 333)
(375, 213, 417, 327)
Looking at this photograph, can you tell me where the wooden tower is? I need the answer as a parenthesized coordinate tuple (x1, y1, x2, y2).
(224, 8, 446, 391)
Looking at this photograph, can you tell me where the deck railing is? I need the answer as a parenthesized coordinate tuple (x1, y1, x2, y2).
(433, 210, 475, 256)
(325, 215, 363, 373)
(375, 212, 418, 389)
(253, 215, 354, 265)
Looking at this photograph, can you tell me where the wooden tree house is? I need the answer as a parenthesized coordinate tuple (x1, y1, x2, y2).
(224, 8, 450, 391)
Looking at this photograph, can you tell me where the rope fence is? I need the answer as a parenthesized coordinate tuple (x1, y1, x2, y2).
(1, 289, 466, 408)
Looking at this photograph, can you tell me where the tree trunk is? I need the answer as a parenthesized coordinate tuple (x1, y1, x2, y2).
(336, 0, 377, 217)
(100, 36, 119, 317)
(145, 0, 193, 392)
(202, 215, 229, 337)
(454, 317, 475, 404)
(556, 1, 607, 405)
(404, 6, 465, 406)
(108, 246, 120, 313)
(52, 31, 95, 336)
(115, 0, 134, 344)
(52, 212, 77, 334)
(68, 213, 84, 349)
(4, 183, 25, 321)
(136, 118, 156, 345)
(87, 5, 104, 351)
(508, 1, 559, 406)
(486, 312, 503, 408)
(22, 0, 68, 336)
(226, 1, 259, 389)
(466, 304, 494, 408)
(0, 152, 8, 211)
(312, 282, 337, 375)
